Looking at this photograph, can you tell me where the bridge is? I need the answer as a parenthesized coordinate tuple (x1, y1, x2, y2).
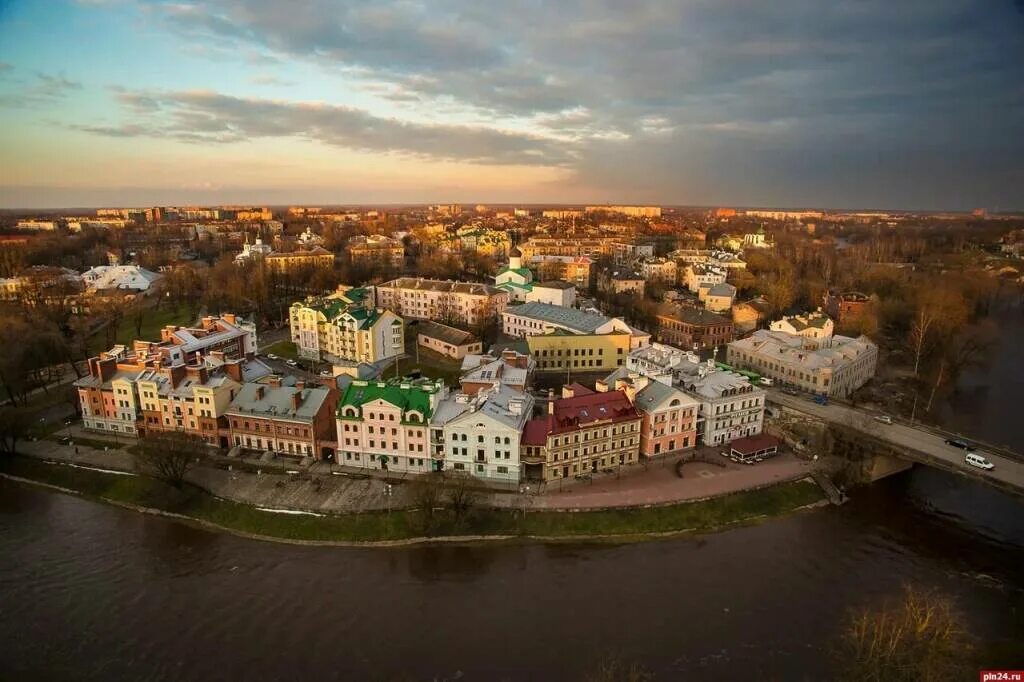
(766, 390, 1024, 496)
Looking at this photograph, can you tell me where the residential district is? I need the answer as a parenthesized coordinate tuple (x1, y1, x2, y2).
(3, 202, 1021, 491)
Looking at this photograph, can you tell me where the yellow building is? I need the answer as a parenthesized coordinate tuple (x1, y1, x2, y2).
(265, 246, 335, 273)
(527, 330, 633, 373)
(290, 288, 404, 364)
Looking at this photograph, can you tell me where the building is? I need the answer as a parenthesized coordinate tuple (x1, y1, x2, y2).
(335, 378, 447, 473)
(744, 210, 823, 221)
(456, 228, 511, 256)
(81, 265, 162, 293)
(430, 384, 535, 481)
(460, 350, 535, 394)
(416, 321, 482, 360)
(290, 289, 403, 364)
(823, 291, 871, 323)
(769, 310, 834, 349)
(147, 314, 258, 365)
(732, 297, 771, 333)
(375, 278, 508, 327)
(656, 307, 734, 349)
(612, 241, 655, 264)
(517, 237, 614, 260)
(742, 227, 771, 248)
(520, 386, 642, 482)
(264, 246, 335, 273)
(702, 282, 737, 313)
(348, 234, 404, 266)
(598, 370, 699, 458)
(640, 257, 678, 283)
(727, 329, 878, 398)
(226, 379, 335, 459)
(501, 301, 645, 344)
(234, 236, 274, 264)
(598, 268, 645, 296)
(530, 255, 593, 290)
(16, 220, 60, 231)
(528, 281, 575, 307)
(494, 248, 535, 302)
(584, 205, 662, 218)
(295, 226, 325, 248)
(135, 361, 241, 446)
(683, 264, 728, 293)
(528, 330, 639, 374)
(679, 369, 765, 446)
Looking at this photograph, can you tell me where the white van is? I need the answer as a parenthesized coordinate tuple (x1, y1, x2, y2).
(965, 453, 995, 471)
(760, 377, 773, 387)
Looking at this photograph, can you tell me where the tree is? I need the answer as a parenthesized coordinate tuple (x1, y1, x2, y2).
(834, 586, 975, 682)
(409, 472, 444, 535)
(0, 406, 35, 455)
(446, 474, 479, 527)
(134, 431, 207, 488)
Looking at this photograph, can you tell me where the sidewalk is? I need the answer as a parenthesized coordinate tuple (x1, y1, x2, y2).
(15, 434, 814, 514)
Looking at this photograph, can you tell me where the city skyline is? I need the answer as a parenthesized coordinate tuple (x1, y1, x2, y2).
(2, 0, 1023, 210)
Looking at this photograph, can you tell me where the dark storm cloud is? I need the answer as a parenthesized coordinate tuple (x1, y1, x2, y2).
(82, 89, 574, 165)
(102, 1, 1024, 206)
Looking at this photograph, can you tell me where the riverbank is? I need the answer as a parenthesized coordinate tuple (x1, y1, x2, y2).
(0, 455, 826, 546)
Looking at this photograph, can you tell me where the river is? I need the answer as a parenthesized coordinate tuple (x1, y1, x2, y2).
(2, 465, 1022, 681)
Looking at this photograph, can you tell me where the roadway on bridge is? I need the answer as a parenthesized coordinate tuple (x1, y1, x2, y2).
(767, 391, 1024, 493)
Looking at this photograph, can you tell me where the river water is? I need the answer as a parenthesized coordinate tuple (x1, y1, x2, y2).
(2, 466, 1023, 681)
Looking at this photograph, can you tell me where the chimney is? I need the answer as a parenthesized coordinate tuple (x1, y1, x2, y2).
(224, 360, 243, 383)
(291, 390, 303, 411)
(295, 379, 306, 391)
(168, 363, 186, 388)
(201, 316, 214, 330)
(255, 385, 265, 401)
(266, 375, 282, 388)
(186, 363, 209, 384)
(222, 313, 236, 325)
(547, 389, 555, 415)
(561, 385, 575, 399)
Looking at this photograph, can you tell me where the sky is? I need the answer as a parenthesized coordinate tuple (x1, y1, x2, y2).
(1, 0, 1023, 210)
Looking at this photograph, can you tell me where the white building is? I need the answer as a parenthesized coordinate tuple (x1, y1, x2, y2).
(234, 236, 274, 264)
(501, 301, 635, 339)
(769, 310, 835, 349)
(727, 330, 878, 398)
(374, 278, 508, 327)
(684, 264, 728, 293)
(430, 384, 535, 482)
(81, 265, 162, 293)
(527, 281, 576, 307)
(679, 369, 766, 446)
(640, 257, 678, 283)
(702, 282, 737, 312)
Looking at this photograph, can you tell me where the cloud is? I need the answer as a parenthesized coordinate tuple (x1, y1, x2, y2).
(0, 71, 82, 107)
(76, 89, 575, 165)
(249, 74, 296, 87)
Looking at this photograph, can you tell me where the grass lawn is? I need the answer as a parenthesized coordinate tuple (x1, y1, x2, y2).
(88, 302, 197, 354)
(385, 347, 464, 385)
(1, 455, 824, 544)
(262, 340, 300, 361)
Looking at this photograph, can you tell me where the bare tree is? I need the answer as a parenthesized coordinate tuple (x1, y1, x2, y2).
(907, 307, 936, 377)
(0, 406, 36, 455)
(834, 586, 975, 682)
(409, 472, 444, 535)
(445, 474, 479, 526)
(134, 431, 207, 488)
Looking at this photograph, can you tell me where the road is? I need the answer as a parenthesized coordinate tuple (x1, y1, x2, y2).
(767, 390, 1024, 494)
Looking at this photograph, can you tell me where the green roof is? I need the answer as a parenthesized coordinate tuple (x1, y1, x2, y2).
(497, 266, 532, 278)
(337, 379, 441, 419)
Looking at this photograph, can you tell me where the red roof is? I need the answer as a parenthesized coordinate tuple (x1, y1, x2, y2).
(729, 434, 780, 455)
(522, 390, 640, 445)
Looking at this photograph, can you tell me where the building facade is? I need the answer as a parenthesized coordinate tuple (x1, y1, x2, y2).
(375, 278, 508, 327)
(656, 307, 734, 349)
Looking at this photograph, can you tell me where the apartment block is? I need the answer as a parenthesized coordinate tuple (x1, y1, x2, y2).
(226, 379, 336, 459)
(375, 278, 508, 327)
(520, 386, 642, 482)
(290, 288, 403, 364)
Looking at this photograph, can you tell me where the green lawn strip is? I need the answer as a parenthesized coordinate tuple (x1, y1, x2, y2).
(45, 435, 126, 450)
(262, 340, 300, 361)
(1, 455, 823, 543)
(385, 353, 463, 385)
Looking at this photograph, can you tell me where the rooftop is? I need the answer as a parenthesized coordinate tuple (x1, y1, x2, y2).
(417, 321, 478, 346)
(504, 301, 611, 334)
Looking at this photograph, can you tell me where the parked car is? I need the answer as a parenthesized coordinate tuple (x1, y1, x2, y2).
(266, 353, 279, 361)
(285, 359, 298, 367)
(945, 438, 974, 451)
(782, 388, 799, 396)
(813, 395, 829, 406)
(760, 377, 773, 387)
(964, 452, 995, 470)
(874, 415, 893, 425)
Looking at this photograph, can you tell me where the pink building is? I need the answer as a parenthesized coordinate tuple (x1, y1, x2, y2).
(335, 378, 447, 473)
(598, 372, 699, 458)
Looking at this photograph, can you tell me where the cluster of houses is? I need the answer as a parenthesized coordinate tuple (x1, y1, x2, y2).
(73, 230, 878, 485)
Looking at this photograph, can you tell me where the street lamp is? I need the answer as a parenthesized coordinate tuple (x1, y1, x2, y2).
(384, 483, 393, 516)
(519, 484, 530, 517)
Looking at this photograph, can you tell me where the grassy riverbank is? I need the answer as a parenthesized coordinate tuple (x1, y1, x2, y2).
(0, 455, 825, 544)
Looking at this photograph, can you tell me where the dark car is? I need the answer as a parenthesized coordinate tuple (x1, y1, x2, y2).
(945, 438, 974, 451)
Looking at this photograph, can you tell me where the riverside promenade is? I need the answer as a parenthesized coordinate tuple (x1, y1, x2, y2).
(15, 425, 813, 514)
